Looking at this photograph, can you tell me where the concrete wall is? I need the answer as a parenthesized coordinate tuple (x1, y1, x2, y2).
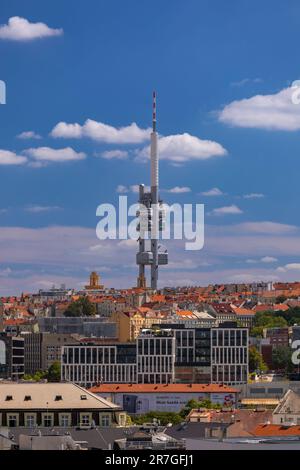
(239, 381, 300, 398)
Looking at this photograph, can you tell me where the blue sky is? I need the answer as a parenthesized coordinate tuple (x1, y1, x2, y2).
(1, 0, 300, 293)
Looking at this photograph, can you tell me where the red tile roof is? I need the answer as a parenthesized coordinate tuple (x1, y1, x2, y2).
(4, 319, 29, 325)
(233, 307, 255, 316)
(274, 304, 289, 312)
(254, 424, 300, 437)
(89, 383, 239, 394)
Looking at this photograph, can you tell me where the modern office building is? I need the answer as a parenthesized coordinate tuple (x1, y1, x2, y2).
(37, 317, 117, 338)
(136, 328, 176, 384)
(156, 322, 248, 385)
(22, 332, 42, 375)
(0, 333, 24, 381)
(61, 324, 248, 387)
(22, 332, 79, 375)
(61, 342, 137, 388)
(33, 285, 73, 302)
(211, 325, 248, 385)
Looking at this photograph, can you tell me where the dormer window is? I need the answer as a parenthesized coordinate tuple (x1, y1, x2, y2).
(24, 395, 32, 401)
(55, 395, 63, 401)
(80, 395, 87, 400)
(5, 395, 13, 401)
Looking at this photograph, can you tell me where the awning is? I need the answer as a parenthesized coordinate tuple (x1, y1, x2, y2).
(241, 398, 279, 406)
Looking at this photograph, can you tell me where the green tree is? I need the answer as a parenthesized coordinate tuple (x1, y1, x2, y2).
(249, 346, 267, 373)
(23, 370, 48, 382)
(64, 297, 96, 317)
(279, 307, 300, 326)
(23, 362, 61, 383)
(132, 411, 182, 426)
(250, 312, 288, 336)
(250, 326, 264, 338)
(254, 312, 287, 328)
(272, 346, 293, 373)
(47, 361, 61, 382)
(180, 399, 222, 418)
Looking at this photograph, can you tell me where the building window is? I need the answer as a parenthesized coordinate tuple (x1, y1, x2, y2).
(100, 414, 110, 427)
(117, 413, 126, 427)
(7, 414, 18, 427)
(59, 414, 71, 427)
(80, 413, 91, 426)
(25, 414, 36, 428)
(42, 414, 54, 427)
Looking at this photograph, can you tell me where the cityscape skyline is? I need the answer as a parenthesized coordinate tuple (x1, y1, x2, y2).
(3, 1, 300, 457)
(1, 1, 300, 294)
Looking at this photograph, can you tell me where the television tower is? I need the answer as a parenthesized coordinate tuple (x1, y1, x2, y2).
(136, 92, 168, 290)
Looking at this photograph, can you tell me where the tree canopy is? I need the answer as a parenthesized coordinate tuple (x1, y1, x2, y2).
(272, 346, 293, 373)
(250, 311, 288, 337)
(23, 361, 61, 383)
(64, 296, 96, 317)
(249, 346, 267, 373)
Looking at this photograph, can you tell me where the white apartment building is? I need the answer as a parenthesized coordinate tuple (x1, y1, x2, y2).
(211, 327, 248, 385)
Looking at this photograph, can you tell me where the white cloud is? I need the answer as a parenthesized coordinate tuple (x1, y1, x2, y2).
(24, 147, 86, 163)
(246, 256, 278, 264)
(277, 263, 300, 273)
(234, 221, 297, 234)
(25, 205, 62, 213)
(100, 150, 128, 160)
(117, 239, 137, 248)
(230, 78, 263, 87)
(0, 267, 12, 277)
(51, 122, 82, 139)
(228, 273, 279, 283)
(0, 16, 63, 41)
(210, 205, 243, 216)
(261, 256, 278, 263)
(1, 221, 300, 293)
(130, 185, 150, 194)
(17, 131, 42, 140)
(88, 244, 106, 252)
(116, 185, 129, 194)
(218, 86, 300, 131)
(0, 150, 27, 165)
(201, 187, 224, 196)
(166, 259, 199, 270)
(137, 133, 227, 163)
(164, 186, 191, 194)
(130, 185, 140, 194)
(51, 119, 151, 144)
(243, 193, 264, 199)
